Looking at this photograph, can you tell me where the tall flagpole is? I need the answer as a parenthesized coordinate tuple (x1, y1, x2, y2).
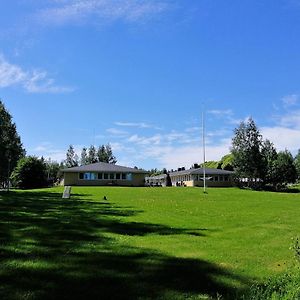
(202, 108, 206, 193)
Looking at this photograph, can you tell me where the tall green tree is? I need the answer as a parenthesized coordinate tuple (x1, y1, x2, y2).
(272, 150, 297, 188)
(261, 139, 278, 184)
(87, 145, 97, 164)
(65, 145, 79, 167)
(294, 149, 300, 180)
(0, 100, 25, 188)
(105, 144, 117, 164)
(231, 118, 264, 186)
(80, 147, 88, 166)
(97, 145, 107, 163)
(96, 144, 117, 164)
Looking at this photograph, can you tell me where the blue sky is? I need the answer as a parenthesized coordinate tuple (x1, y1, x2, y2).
(1, 0, 300, 170)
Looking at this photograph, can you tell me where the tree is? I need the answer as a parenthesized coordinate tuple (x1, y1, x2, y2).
(261, 139, 278, 184)
(45, 158, 61, 184)
(271, 150, 297, 189)
(96, 144, 117, 164)
(220, 154, 234, 171)
(105, 144, 117, 164)
(65, 145, 79, 167)
(87, 145, 97, 164)
(97, 145, 107, 163)
(231, 118, 264, 186)
(80, 147, 88, 166)
(11, 156, 47, 189)
(0, 100, 25, 188)
(294, 149, 300, 181)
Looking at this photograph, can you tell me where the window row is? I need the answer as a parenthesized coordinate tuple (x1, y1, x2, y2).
(79, 172, 133, 181)
(193, 175, 230, 182)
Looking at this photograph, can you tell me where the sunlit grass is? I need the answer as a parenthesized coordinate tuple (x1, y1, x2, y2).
(0, 186, 299, 299)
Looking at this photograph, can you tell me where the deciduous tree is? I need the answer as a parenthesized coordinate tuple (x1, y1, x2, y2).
(231, 118, 264, 186)
(11, 156, 47, 189)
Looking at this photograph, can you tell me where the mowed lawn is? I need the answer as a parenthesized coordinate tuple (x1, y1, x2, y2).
(0, 186, 299, 299)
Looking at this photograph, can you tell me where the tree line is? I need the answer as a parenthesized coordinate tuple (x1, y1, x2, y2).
(65, 144, 117, 168)
(1, 99, 300, 190)
(232, 118, 300, 190)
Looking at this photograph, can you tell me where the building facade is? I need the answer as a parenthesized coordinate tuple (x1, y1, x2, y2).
(61, 162, 149, 187)
(146, 168, 234, 187)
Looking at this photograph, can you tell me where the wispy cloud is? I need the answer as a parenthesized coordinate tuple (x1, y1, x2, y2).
(208, 108, 241, 125)
(0, 53, 74, 93)
(141, 138, 232, 170)
(262, 126, 300, 152)
(115, 121, 160, 129)
(282, 94, 299, 108)
(37, 0, 171, 26)
(106, 128, 129, 136)
(278, 110, 300, 129)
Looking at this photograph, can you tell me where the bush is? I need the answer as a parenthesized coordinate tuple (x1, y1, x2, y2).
(244, 271, 300, 300)
(242, 237, 300, 300)
(10, 156, 47, 189)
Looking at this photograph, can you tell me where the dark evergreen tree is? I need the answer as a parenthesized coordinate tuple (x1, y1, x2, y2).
(11, 156, 47, 189)
(96, 144, 117, 164)
(166, 173, 172, 186)
(80, 147, 88, 165)
(65, 145, 79, 167)
(294, 149, 300, 180)
(87, 145, 97, 164)
(97, 145, 108, 163)
(0, 100, 25, 188)
(105, 144, 117, 164)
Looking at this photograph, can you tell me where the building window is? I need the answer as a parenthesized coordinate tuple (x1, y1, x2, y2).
(122, 173, 126, 180)
(109, 173, 114, 180)
(104, 173, 109, 180)
(98, 173, 103, 180)
(80, 173, 97, 180)
(116, 173, 121, 180)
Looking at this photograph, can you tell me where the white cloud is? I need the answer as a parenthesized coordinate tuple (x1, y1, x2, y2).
(208, 108, 241, 125)
(262, 126, 300, 153)
(106, 128, 128, 136)
(141, 138, 231, 170)
(282, 94, 299, 108)
(279, 110, 300, 129)
(38, 0, 171, 26)
(0, 54, 74, 93)
(115, 121, 159, 129)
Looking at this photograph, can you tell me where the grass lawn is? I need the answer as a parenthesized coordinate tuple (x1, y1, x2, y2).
(0, 186, 299, 299)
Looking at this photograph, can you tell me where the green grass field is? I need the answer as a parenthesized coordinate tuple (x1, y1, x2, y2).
(0, 186, 299, 299)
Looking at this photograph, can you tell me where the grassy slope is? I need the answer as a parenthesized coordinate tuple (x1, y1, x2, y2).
(0, 187, 299, 299)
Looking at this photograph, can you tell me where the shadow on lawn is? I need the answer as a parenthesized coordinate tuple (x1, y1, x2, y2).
(0, 190, 251, 300)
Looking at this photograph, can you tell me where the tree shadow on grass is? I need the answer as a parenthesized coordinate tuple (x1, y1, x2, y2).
(0, 190, 252, 300)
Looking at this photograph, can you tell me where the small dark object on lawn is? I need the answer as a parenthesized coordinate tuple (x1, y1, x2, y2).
(103, 196, 107, 200)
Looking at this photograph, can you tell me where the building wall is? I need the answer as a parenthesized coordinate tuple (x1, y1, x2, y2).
(169, 173, 234, 187)
(193, 180, 233, 187)
(64, 172, 146, 187)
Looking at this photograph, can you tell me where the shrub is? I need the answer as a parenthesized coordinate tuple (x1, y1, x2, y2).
(10, 156, 47, 189)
